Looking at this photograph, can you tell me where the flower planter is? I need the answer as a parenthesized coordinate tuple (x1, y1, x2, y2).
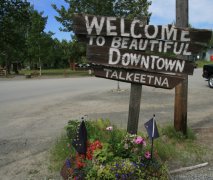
(60, 120, 168, 179)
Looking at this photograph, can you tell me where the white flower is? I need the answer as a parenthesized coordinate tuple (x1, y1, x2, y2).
(106, 126, 113, 131)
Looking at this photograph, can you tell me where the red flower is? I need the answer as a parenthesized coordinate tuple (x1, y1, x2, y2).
(74, 140, 103, 169)
(75, 153, 86, 168)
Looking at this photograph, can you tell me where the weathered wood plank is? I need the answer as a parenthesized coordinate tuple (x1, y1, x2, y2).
(174, 0, 189, 135)
(87, 45, 195, 75)
(93, 66, 184, 89)
(127, 83, 142, 134)
(73, 14, 211, 43)
(78, 35, 205, 54)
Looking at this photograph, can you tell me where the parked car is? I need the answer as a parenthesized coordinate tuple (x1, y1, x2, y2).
(202, 64, 213, 88)
(75, 63, 91, 69)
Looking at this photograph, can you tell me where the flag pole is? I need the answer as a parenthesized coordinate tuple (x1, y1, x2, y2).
(151, 114, 155, 159)
(151, 136, 154, 159)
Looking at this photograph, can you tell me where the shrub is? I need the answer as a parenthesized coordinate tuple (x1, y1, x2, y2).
(63, 119, 168, 179)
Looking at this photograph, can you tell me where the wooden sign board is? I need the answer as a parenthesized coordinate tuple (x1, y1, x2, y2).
(72, 14, 212, 89)
(87, 45, 195, 75)
(73, 14, 211, 43)
(77, 35, 205, 55)
(93, 66, 184, 89)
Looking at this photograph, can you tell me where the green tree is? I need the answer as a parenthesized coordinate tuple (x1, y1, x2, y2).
(52, 0, 116, 32)
(114, 0, 152, 21)
(0, 0, 31, 73)
(25, 10, 48, 73)
(38, 31, 56, 69)
(208, 31, 213, 48)
(52, 0, 151, 66)
(52, 0, 151, 32)
(59, 38, 86, 70)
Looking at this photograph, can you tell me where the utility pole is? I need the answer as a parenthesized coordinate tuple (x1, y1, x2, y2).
(174, 0, 189, 135)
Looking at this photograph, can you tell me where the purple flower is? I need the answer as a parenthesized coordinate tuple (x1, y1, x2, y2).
(145, 151, 151, 159)
(65, 159, 71, 168)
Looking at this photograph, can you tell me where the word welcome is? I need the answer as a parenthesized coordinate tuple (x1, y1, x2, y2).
(85, 15, 190, 41)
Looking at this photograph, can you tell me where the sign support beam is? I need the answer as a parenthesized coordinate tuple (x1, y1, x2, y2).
(127, 83, 142, 134)
(174, 0, 189, 135)
(127, 18, 147, 134)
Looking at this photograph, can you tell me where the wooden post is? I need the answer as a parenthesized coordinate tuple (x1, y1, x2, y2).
(127, 17, 146, 134)
(174, 75, 188, 134)
(174, 0, 189, 135)
(127, 83, 142, 134)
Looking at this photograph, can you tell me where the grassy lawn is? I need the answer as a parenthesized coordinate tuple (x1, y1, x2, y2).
(20, 68, 93, 77)
(196, 60, 213, 68)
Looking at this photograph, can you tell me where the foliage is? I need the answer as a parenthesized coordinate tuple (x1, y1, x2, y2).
(49, 134, 71, 171)
(208, 31, 213, 48)
(196, 60, 213, 68)
(0, 0, 31, 72)
(0, 1, 61, 72)
(114, 0, 152, 21)
(161, 125, 196, 141)
(50, 119, 211, 179)
(63, 119, 168, 179)
(156, 125, 207, 167)
(25, 10, 48, 69)
(52, 0, 152, 32)
(19, 68, 91, 77)
(0, 0, 84, 73)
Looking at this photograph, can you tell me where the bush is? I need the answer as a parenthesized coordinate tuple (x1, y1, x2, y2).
(63, 119, 168, 179)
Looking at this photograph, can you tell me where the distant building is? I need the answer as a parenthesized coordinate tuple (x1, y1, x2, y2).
(204, 48, 213, 61)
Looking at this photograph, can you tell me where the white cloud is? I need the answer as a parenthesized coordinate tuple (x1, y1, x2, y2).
(149, 0, 213, 29)
(189, 0, 212, 25)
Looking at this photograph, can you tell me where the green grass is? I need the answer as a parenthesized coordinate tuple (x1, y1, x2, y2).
(156, 125, 208, 168)
(20, 68, 92, 77)
(49, 134, 71, 171)
(196, 60, 213, 68)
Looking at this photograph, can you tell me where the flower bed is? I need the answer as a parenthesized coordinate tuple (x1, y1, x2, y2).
(61, 119, 168, 179)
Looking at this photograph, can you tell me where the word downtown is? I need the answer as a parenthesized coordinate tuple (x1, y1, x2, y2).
(108, 48, 185, 73)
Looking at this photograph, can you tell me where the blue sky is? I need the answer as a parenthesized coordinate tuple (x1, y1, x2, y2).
(28, 0, 213, 41)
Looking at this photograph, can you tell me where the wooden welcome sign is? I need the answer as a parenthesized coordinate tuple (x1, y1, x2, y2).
(73, 14, 211, 89)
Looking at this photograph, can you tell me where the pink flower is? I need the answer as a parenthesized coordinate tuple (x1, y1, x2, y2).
(106, 126, 113, 131)
(133, 136, 144, 144)
(145, 151, 151, 159)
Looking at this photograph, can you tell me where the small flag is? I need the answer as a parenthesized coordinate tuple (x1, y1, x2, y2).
(72, 121, 87, 154)
(144, 116, 159, 140)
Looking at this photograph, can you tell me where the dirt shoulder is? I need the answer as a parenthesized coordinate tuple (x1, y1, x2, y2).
(170, 127, 213, 179)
